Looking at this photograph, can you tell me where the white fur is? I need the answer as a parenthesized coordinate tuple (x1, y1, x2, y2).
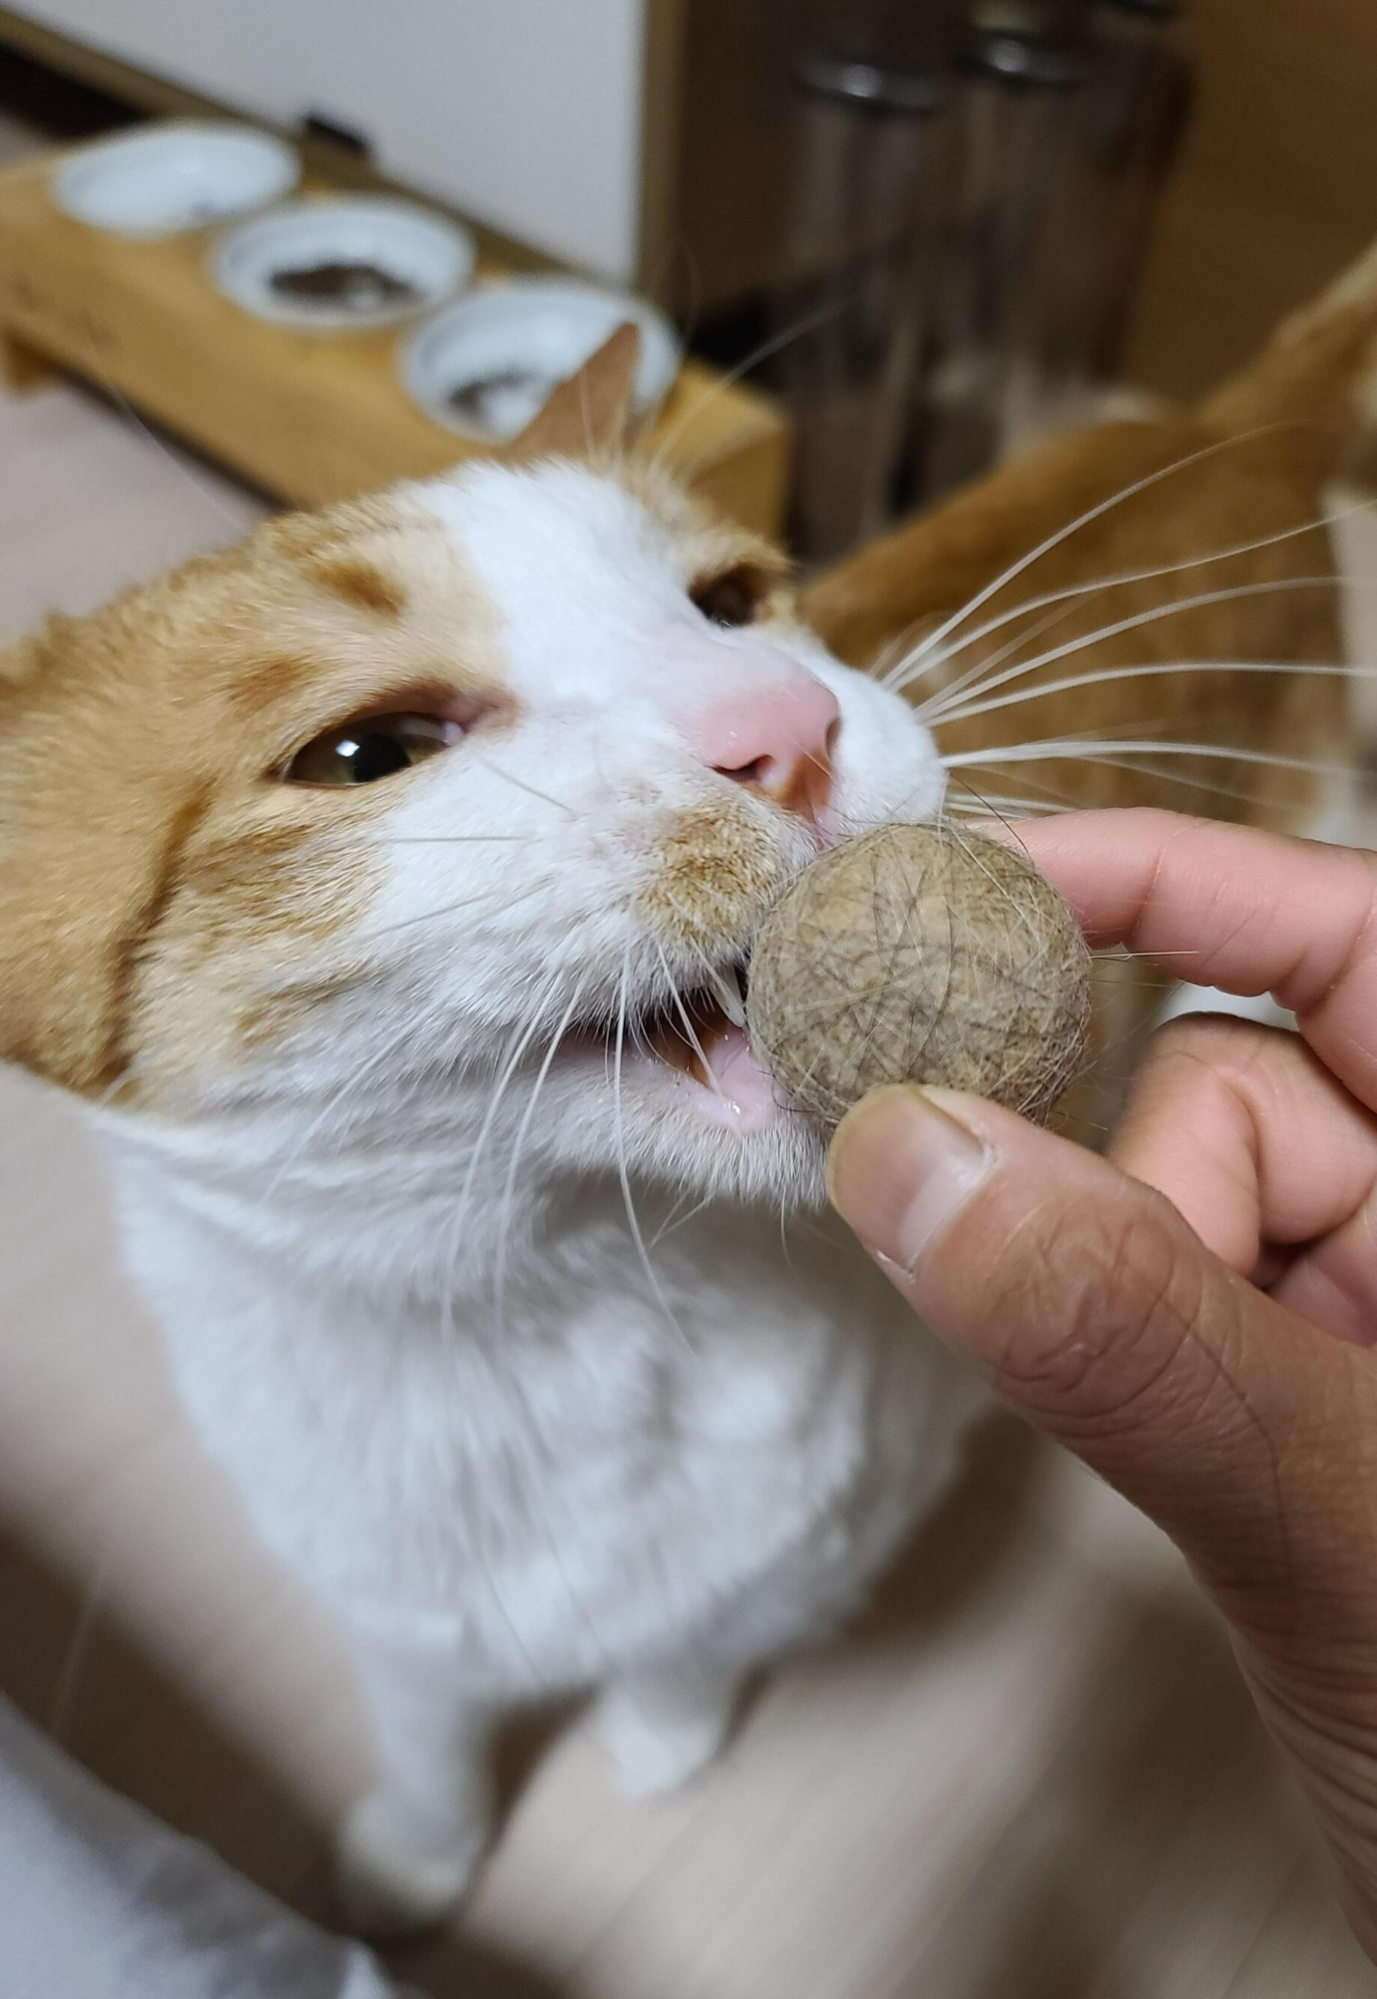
(96, 463, 979, 1931)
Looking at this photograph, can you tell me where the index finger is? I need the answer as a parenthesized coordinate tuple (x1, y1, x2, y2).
(1009, 809, 1377, 1109)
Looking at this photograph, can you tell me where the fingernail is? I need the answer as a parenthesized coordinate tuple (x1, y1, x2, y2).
(827, 1085, 995, 1270)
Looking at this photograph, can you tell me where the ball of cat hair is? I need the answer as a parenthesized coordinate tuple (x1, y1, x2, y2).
(746, 823, 1091, 1129)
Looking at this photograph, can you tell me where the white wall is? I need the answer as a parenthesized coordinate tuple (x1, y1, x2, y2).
(17, 0, 649, 279)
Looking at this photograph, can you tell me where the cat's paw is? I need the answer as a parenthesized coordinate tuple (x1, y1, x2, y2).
(334, 1789, 485, 1938)
(592, 1672, 739, 1799)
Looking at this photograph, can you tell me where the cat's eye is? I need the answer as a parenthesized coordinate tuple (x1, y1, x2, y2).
(283, 712, 463, 786)
(690, 565, 765, 629)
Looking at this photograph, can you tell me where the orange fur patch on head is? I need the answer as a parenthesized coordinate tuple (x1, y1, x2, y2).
(228, 650, 335, 719)
(308, 556, 407, 618)
(177, 818, 367, 946)
(0, 488, 509, 1106)
(97, 787, 214, 1088)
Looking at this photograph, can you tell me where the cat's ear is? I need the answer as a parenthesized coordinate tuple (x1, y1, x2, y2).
(506, 322, 643, 460)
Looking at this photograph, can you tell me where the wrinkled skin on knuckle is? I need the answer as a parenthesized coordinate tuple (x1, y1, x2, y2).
(1127, 1014, 1273, 1136)
(1233, 1613, 1377, 1914)
(978, 1182, 1216, 1440)
(1225, 1358, 1377, 1650)
(1150, 1012, 1258, 1071)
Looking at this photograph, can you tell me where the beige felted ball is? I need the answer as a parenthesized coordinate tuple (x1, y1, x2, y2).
(746, 823, 1091, 1128)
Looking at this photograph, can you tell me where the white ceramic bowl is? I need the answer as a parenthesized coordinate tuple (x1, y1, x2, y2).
(214, 197, 475, 332)
(401, 279, 680, 441)
(54, 121, 299, 237)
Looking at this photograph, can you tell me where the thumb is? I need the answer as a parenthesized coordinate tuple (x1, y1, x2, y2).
(827, 1085, 1372, 1624)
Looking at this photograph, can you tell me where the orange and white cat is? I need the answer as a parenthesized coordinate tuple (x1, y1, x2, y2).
(0, 340, 979, 1931)
(4, 236, 1376, 1936)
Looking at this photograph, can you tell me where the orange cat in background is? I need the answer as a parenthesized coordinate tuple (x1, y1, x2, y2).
(806, 242, 1377, 842)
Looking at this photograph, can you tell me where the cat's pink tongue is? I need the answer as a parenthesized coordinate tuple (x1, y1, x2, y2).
(697, 1022, 780, 1129)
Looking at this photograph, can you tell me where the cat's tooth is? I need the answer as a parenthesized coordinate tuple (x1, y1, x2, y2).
(709, 963, 747, 1029)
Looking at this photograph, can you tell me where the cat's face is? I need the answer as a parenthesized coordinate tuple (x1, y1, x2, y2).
(0, 457, 944, 1209)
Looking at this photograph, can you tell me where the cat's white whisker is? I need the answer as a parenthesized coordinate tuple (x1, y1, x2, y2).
(917, 576, 1348, 727)
(491, 976, 589, 1327)
(1075, 750, 1344, 815)
(947, 756, 1107, 816)
(648, 1189, 715, 1250)
(255, 1009, 420, 1206)
(645, 296, 844, 478)
(939, 714, 1325, 813)
(884, 422, 1303, 687)
(458, 969, 569, 1225)
(778, 1195, 795, 1271)
(365, 879, 544, 943)
(472, 758, 577, 821)
(908, 596, 1087, 719)
(944, 736, 1357, 779)
(653, 941, 729, 1101)
(880, 486, 1377, 695)
(75, 312, 255, 535)
(942, 779, 1068, 819)
(636, 235, 701, 439)
(614, 949, 693, 1351)
(933, 654, 1377, 730)
(46, 1433, 183, 1742)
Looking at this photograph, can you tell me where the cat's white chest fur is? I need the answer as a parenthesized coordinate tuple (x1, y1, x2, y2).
(111, 1144, 977, 1701)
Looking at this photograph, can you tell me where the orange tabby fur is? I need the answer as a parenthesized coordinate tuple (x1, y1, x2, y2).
(803, 248, 1377, 833)
(0, 326, 792, 1111)
(0, 494, 497, 1097)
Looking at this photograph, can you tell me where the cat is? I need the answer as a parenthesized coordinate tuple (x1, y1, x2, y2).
(0, 332, 983, 1934)
(5, 235, 1375, 1936)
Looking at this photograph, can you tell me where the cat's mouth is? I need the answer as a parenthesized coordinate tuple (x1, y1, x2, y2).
(642, 957, 780, 1129)
(577, 954, 784, 1132)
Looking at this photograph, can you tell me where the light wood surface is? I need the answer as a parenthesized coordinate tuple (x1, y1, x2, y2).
(0, 346, 1374, 1994)
(0, 138, 789, 534)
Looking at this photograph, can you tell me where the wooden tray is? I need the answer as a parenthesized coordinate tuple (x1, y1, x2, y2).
(0, 141, 790, 536)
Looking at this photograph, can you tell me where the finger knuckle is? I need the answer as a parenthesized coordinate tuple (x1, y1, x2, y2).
(1147, 1012, 1274, 1083)
(984, 1187, 1206, 1433)
(1128, 1015, 1281, 1142)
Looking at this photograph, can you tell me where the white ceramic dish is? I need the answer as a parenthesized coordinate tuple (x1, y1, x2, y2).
(54, 122, 299, 238)
(401, 279, 680, 441)
(214, 196, 474, 332)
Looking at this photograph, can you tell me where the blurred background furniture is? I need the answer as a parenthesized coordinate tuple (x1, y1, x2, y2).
(1, 0, 1374, 559)
(0, 144, 789, 532)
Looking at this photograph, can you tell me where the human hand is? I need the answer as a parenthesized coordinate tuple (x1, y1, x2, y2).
(827, 809, 1377, 1956)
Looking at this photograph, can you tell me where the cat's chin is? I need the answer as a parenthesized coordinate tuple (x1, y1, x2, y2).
(636, 1099, 829, 1211)
(632, 1019, 783, 1134)
(548, 1037, 828, 1211)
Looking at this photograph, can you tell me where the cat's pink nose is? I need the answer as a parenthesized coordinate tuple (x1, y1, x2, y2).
(692, 677, 840, 823)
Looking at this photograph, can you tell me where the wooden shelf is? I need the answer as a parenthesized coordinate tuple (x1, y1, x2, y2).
(0, 139, 790, 536)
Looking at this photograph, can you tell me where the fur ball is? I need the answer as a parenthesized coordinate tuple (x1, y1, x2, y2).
(746, 823, 1091, 1127)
